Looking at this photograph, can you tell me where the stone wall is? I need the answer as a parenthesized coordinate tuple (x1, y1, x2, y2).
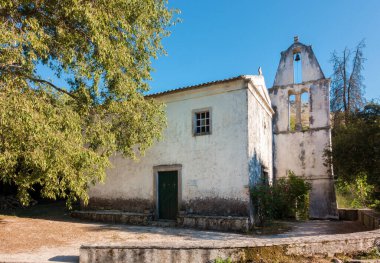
(72, 209, 250, 233)
(181, 197, 249, 217)
(177, 215, 249, 232)
(71, 210, 153, 226)
(359, 209, 380, 230)
(338, 208, 380, 230)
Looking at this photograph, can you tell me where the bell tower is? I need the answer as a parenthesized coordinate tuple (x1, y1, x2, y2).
(269, 37, 338, 219)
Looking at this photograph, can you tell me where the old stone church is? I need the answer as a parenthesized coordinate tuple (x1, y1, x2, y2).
(84, 38, 338, 230)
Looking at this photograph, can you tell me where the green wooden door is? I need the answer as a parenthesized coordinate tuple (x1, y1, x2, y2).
(158, 171, 178, 220)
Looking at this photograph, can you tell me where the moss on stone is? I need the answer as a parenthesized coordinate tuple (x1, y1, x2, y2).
(236, 245, 330, 263)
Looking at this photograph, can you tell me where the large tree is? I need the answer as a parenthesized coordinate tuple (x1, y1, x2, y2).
(330, 40, 366, 123)
(0, 1, 174, 207)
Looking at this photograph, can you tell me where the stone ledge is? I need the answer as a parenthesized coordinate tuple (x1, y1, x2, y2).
(338, 208, 380, 230)
(79, 229, 380, 263)
(177, 214, 249, 232)
(359, 209, 380, 230)
(71, 210, 153, 226)
(338, 209, 359, 221)
(71, 210, 249, 232)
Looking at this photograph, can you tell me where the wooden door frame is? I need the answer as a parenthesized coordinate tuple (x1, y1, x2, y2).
(153, 164, 182, 220)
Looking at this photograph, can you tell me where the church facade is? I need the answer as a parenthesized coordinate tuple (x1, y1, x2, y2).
(86, 39, 338, 229)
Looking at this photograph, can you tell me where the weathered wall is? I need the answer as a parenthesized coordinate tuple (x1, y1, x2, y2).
(270, 79, 331, 133)
(273, 42, 325, 86)
(246, 76, 274, 225)
(273, 129, 330, 178)
(269, 40, 338, 219)
(89, 79, 253, 216)
(247, 76, 273, 186)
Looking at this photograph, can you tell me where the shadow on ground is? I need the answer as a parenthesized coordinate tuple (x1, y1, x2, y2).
(1, 201, 90, 223)
(0, 202, 371, 242)
(49, 255, 79, 262)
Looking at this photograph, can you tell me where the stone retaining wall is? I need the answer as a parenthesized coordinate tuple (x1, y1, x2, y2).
(80, 229, 380, 263)
(359, 209, 380, 230)
(338, 208, 380, 230)
(177, 215, 249, 232)
(71, 210, 153, 226)
(338, 208, 359, 221)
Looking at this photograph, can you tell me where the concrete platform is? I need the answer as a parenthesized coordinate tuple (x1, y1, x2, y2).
(80, 228, 380, 263)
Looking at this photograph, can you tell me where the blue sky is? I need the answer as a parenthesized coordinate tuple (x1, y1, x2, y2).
(148, 0, 380, 100)
(38, 0, 379, 100)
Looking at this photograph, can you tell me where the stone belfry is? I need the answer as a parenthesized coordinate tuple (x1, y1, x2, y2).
(269, 37, 338, 219)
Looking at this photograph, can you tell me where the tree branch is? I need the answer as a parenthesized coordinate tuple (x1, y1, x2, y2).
(1, 64, 77, 99)
(25, 75, 77, 99)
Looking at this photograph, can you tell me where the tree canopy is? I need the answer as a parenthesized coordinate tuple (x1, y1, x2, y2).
(0, 0, 175, 207)
(330, 102, 380, 185)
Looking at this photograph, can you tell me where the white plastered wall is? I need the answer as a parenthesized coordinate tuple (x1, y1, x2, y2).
(89, 79, 251, 208)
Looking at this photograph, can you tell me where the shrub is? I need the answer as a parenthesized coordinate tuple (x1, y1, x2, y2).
(336, 172, 376, 209)
(250, 171, 311, 226)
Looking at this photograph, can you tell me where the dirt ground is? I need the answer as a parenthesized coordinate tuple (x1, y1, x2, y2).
(0, 202, 372, 263)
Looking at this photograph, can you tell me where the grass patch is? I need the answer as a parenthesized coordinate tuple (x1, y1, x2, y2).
(353, 247, 380, 260)
(336, 191, 356, 209)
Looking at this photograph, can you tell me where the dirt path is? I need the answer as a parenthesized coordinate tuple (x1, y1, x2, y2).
(0, 203, 372, 263)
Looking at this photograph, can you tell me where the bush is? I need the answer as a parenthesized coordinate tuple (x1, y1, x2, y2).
(336, 172, 376, 209)
(250, 171, 311, 226)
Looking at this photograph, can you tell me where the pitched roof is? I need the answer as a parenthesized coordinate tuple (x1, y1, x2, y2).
(146, 74, 274, 115)
(146, 75, 245, 98)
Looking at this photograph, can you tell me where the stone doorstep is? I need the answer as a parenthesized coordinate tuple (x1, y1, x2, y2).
(150, 220, 176, 228)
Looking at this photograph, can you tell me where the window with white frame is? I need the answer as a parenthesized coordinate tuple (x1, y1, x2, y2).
(193, 109, 211, 136)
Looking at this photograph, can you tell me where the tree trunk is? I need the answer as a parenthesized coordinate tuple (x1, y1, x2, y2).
(343, 49, 348, 121)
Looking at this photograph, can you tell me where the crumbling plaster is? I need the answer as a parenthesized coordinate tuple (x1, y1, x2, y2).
(269, 40, 338, 219)
(273, 42, 325, 86)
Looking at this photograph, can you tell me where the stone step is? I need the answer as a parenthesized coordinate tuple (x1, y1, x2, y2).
(150, 220, 176, 228)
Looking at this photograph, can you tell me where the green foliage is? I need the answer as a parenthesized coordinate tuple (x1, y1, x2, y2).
(354, 247, 380, 260)
(289, 115, 296, 131)
(214, 258, 232, 263)
(250, 171, 311, 226)
(326, 102, 380, 210)
(0, 0, 176, 207)
(336, 172, 375, 208)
